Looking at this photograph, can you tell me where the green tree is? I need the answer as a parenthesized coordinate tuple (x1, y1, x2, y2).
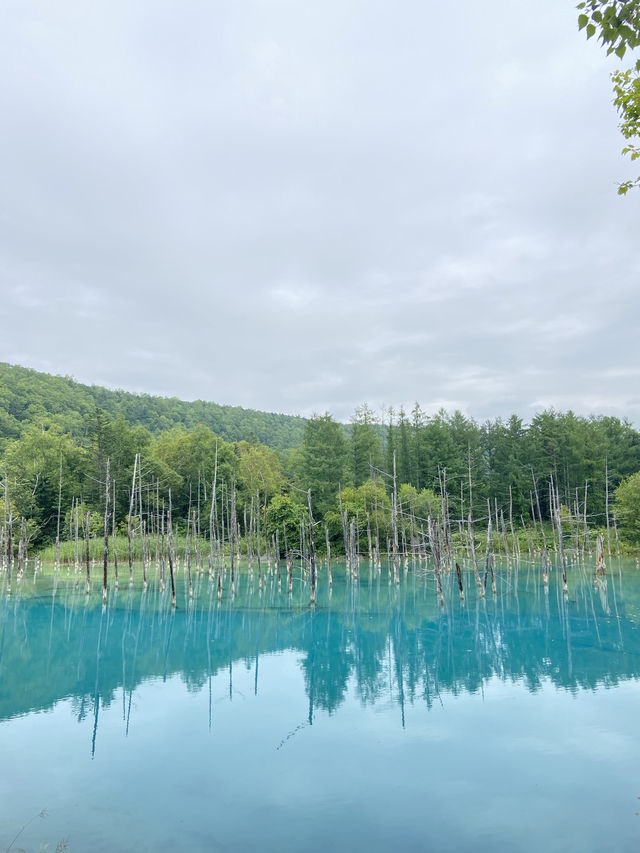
(351, 404, 383, 487)
(236, 440, 285, 504)
(614, 470, 640, 540)
(2, 423, 87, 543)
(149, 425, 236, 519)
(297, 414, 348, 514)
(88, 410, 152, 518)
(266, 494, 306, 552)
(325, 480, 391, 551)
(396, 407, 412, 486)
(484, 415, 530, 518)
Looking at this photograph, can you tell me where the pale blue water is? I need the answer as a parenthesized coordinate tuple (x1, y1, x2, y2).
(1, 562, 639, 852)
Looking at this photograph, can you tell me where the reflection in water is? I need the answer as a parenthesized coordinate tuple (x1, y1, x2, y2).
(1, 560, 639, 756)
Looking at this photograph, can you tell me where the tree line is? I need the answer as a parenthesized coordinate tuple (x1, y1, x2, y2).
(0, 362, 306, 453)
(1, 388, 640, 553)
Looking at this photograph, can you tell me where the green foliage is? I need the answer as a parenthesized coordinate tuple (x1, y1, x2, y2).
(325, 480, 392, 550)
(613, 65, 640, 192)
(265, 494, 306, 551)
(2, 363, 640, 554)
(2, 423, 87, 541)
(398, 483, 439, 522)
(577, 1, 640, 55)
(0, 362, 306, 452)
(577, 0, 640, 191)
(149, 424, 237, 520)
(236, 440, 284, 504)
(296, 414, 348, 514)
(350, 404, 383, 487)
(614, 471, 640, 540)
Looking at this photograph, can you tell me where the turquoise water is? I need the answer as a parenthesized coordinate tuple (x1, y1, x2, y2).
(1, 561, 640, 852)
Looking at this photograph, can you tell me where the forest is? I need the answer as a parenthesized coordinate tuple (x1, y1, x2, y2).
(1, 362, 640, 555)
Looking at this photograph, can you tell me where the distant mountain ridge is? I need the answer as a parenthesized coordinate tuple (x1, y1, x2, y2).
(0, 362, 307, 452)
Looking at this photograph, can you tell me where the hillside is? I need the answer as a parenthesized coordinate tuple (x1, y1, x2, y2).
(0, 362, 306, 452)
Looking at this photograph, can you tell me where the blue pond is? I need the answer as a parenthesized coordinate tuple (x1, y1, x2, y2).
(1, 561, 639, 852)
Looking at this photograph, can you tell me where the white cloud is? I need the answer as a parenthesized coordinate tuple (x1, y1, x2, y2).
(0, 0, 638, 424)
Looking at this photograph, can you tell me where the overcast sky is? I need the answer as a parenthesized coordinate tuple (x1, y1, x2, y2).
(1, 0, 639, 424)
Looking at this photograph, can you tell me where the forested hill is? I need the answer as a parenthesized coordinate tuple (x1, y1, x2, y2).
(0, 362, 306, 452)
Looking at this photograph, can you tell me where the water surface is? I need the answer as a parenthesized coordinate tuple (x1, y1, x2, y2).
(1, 561, 639, 852)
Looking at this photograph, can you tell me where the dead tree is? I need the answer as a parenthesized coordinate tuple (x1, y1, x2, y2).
(85, 512, 91, 594)
(103, 458, 110, 605)
(168, 490, 177, 608)
(308, 489, 317, 605)
(127, 454, 138, 585)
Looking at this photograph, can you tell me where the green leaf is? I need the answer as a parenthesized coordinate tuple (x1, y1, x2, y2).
(578, 13, 589, 29)
(615, 43, 627, 58)
(586, 22, 597, 37)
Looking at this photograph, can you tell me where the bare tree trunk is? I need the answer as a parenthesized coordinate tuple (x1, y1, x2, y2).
(112, 479, 119, 587)
(468, 511, 481, 588)
(552, 478, 568, 594)
(210, 443, 218, 579)
(6, 513, 13, 594)
(168, 490, 176, 607)
(427, 516, 445, 606)
(74, 499, 79, 570)
(308, 489, 316, 605)
(283, 523, 293, 594)
(138, 456, 146, 589)
(583, 480, 589, 557)
(456, 561, 464, 601)
(160, 504, 165, 591)
(85, 512, 91, 594)
(531, 470, 549, 585)
(17, 517, 26, 577)
(350, 519, 358, 579)
(55, 452, 62, 569)
(392, 452, 400, 584)
(509, 486, 518, 560)
(482, 505, 492, 598)
(103, 458, 110, 605)
(230, 485, 236, 596)
(338, 485, 349, 570)
(128, 453, 138, 585)
(605, 458, 611, 561)
(186, 513, 193, 601)
(256, 491, 262, 591)
(595, 532, 606, 579)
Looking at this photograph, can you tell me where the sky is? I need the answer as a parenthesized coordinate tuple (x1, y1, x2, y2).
(1, 0, 639, 424)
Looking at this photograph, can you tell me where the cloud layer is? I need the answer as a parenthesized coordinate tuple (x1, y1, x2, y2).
(1, 0, 638, 422)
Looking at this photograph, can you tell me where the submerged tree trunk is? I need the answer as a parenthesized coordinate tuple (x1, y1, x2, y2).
(103, 458, 110, 605)
(168, 490, 176, 608)
(308, 489, 316, 605)
(55, 452, 62, 569)
(230, 486, 237, 596)
(85, 512, 91, 594)
(6, 513, 13, 594)
(391, 452, 400, 584)
(128, 453, 138, 585)
(112, 480, 119, 587)
(456, 561, 464, 601)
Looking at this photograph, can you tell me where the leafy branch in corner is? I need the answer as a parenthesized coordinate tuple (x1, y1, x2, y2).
(578, 0, 640, 193)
